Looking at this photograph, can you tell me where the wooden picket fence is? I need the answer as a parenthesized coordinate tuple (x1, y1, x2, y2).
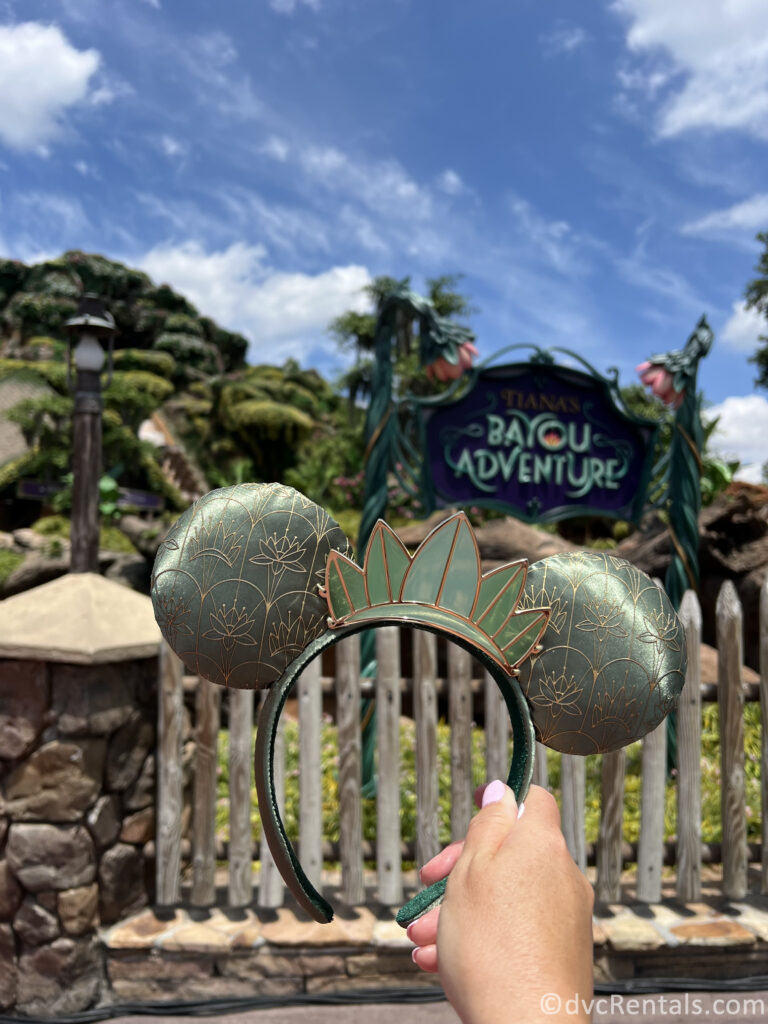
(155, 578, 768, 911)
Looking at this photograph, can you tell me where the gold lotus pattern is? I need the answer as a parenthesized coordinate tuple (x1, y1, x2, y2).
(517, 550, 686, 754)
(151, 482, 349, 689)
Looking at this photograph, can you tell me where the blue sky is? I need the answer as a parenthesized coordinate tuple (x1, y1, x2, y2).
(2, 0, 768, 476)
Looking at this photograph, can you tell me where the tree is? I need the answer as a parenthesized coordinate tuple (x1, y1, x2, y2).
(745, 231, 768, 389)
(621, 383, 736, 509)
(0, 353, 183, 508)
(329, 273, 475, 404)
(0, 252, 248, 374)
(0, 251, 251, 515)
(167, 359, 340, 488)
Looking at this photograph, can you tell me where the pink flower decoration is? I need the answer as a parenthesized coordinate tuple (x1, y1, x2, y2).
(636, 361, 684, 409)
(426, 341, 479, 382)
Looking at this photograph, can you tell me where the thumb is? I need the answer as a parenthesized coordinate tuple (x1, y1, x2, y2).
(462, 779, 518, 858)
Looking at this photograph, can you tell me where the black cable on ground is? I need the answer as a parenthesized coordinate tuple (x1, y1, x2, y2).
(0, 988, 445, 1024)
(4, 977, 768, 1024)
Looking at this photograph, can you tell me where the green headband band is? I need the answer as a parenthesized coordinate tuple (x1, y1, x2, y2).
(151, 483, 687, 926)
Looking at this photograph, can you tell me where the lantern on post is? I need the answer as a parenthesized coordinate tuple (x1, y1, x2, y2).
(65, 294, 116, 574)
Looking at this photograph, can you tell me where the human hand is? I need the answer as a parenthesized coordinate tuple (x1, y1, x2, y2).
(407, 781, 594, 1024)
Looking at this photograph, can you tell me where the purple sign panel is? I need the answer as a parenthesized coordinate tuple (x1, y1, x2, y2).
(422, 364, 657, 523)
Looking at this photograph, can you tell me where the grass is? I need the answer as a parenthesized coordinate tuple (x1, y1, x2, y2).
(214, 702, 763, 853)
(31, 515, 137, 554)
(0, 549, 24, 586)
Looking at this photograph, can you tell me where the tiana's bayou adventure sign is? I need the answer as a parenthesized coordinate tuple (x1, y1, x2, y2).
(420, 361, 658, 524)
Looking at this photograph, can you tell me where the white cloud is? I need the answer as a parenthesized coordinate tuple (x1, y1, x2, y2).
(707, 394, 768, 481)
(613, 0, 768, 138)
(87, 75, 133, 107)
(261, 135, 290, 161)
(616, 252, 704, 312)
(138, 240, 371, 362)
(160, 135, 187, 159)
(540, 22, 588, 57)
(508, 195, 575, 273)
(270, 0, 320, 13)
(15, 191, 89, 234)
(182, 32, 263, 121)
(721, 301, 765, 353)
(215, 187, 331, 255)
(437, 169, 465, 196)
(299, 145, 432, 222)
(0, 22, 100, 151)
(682, 194, 768, 242)
(338, 206, 389, 255)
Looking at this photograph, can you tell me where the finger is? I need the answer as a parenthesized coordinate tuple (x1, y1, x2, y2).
(473, 783, 486, 807)
(411, 944, 438, 973)
(419, 841, 464, 885)
(405, 904, 440, 947)
(518, 784, 561, 831)
(462, 779, 518, 859)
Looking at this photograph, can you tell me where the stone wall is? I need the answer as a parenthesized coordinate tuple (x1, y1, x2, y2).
(0, 656, 160, 1015)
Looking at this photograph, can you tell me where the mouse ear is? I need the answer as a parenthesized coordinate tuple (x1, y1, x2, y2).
(151, 483, 349, 689)
(516, 552, 687, 755)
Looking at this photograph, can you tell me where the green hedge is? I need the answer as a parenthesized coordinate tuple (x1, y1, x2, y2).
(215, 703, 763, 856)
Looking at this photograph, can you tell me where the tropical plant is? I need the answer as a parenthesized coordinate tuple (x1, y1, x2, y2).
(621, 384, 736, 508)
(745, 231, 768, 390)
(0, 354, 183, 508)
(166, 359, 345, 487)
(330, 273, 475, 404)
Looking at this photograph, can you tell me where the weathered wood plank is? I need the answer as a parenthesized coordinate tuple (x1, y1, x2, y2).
(413, 630, 439, 868)
(636, 721, 666, 902)
(298, 655, 323, 893)
(533, 742, 549, 791)
(258, 688, 285, 908)
(376, 627, 402, 906)
(336, 633, 364, 905)
(717, 581, 748, 901)
(156, 642, 184, 905)
(484, 668, 509, 784)
(677, 590, 702, 902)
(560, 753, 586, 873)
(448, 642, 473, 842)
(191, 677, 221, 906)
(596, 749, 625, 904)
(761, 576, 768, 895)
(228, 687, 254, 907)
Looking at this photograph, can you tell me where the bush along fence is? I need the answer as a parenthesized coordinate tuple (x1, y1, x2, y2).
(155, 578, 768, 912)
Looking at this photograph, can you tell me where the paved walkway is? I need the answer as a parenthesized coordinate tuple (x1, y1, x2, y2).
(110, 1005, 456, 1024)
(109, 991, 768, 1024)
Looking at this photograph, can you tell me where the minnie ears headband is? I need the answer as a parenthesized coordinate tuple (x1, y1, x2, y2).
(151, 482, 686, 927)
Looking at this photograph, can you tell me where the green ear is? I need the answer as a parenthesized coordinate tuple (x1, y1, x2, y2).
(151, 483, 349, 689)
(515, 551, 686, 755)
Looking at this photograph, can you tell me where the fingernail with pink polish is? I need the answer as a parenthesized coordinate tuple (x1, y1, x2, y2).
(482, 779, 507, 807)
(411, 947, 421, 963)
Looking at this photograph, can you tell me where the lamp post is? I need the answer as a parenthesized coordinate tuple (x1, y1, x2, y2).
(65, 295, 115, 574)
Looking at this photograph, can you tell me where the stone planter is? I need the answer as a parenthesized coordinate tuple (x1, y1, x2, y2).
(0, 572, 162, 1015)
